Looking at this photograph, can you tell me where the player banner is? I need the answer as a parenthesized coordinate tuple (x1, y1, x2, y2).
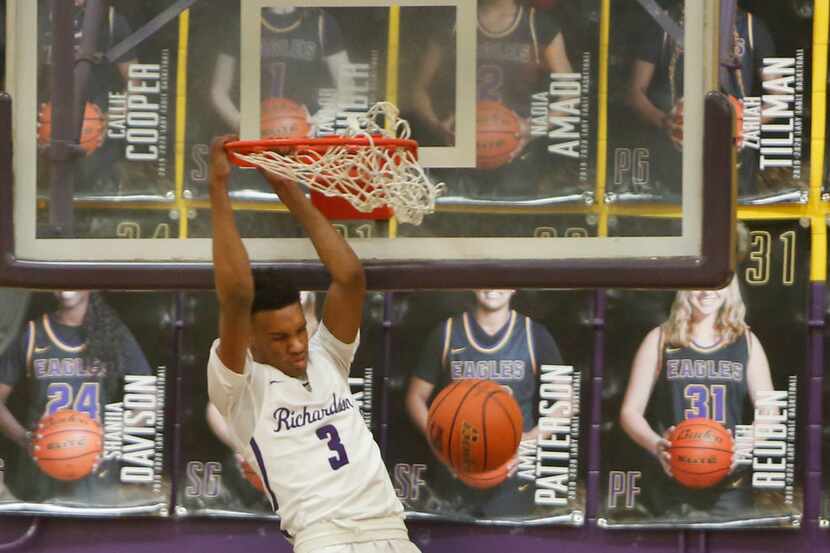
(175, 291, 383, 518)
(396, 0, 600, 240)
(185, 2, 389, 196)
(184, 1, 398, 237)
(600, 219, 807, 528)
(35, 0, 178, 239)
(0, 291, 173, 516)
(385, 290, 590, 525)
(608, 0, 812, 203)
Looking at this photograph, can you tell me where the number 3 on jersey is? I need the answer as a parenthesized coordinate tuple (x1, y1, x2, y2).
(317, 424, 350, 470)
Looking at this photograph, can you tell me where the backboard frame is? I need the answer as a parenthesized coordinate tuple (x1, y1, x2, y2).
(0, 0, 736, 291)
(0, 93, 735, 291)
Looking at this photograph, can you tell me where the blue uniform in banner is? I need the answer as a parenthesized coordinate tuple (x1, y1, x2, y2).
(438, 6, 571, 198)
(644, 332, 754, 518)
(635, 9, 775, 195)
(650, 334, 750, 434)
(0, 313, 151, 502)
(442, 311, 540, 431)
(415, 310, 562, 517)
(476, 5, 562, 119)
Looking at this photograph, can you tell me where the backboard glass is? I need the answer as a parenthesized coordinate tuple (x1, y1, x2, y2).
(0, 0, 734, 290)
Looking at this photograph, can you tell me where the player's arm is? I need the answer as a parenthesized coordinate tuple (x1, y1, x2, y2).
(210, 135, 254, 374)
(543, 33, 574, 74)
(628, 59, 681, 149)
(211, 54, 241, 131)
(619, 327, 671, 473)
(108, 12, 140, 90)
(406, 377, 435, 438)
(312, 11, 352, 131)
(0, 384, 30, 452)
(313, 49, 353, 131)
(752, 17, 777, 124)
(412, 39, 454, 145)
(539, 15, 573, 126)
(117, 59, 138, 85)
(528, 322, 567, 442)
(746, 331, 776, 415)
(0, 332, 31, 452)
(120, 326, 153, 375)
(324, 51, 351, 89)
(258, 172, 365, 344)
(319, 10, 349, 89)
(627, 60, 667, 129)
(206, 402, 240, 451)
(406, 323, 446, 437)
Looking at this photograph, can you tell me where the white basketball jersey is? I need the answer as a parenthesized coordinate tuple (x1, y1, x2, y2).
(207, 323, 406, 551)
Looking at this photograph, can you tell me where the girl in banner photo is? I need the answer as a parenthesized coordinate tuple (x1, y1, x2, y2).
(626, 0, 776, 197)
(410, 0, 579, 199)
(0, 291, 153, 505)
(619, 276, 775, 519)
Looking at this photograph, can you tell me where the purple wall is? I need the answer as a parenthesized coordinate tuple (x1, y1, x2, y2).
(0, 518, 819, 553)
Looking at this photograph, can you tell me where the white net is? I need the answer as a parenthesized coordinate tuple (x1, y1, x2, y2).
(232, 102, 445, 225)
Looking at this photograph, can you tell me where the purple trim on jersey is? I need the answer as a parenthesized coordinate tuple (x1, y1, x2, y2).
(249, 437, 279, 513)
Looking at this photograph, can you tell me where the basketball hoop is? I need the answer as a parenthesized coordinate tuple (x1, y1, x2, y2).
(225, 103, 445, 225)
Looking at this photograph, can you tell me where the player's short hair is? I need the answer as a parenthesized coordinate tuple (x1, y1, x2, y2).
(252, 272, 301, 316)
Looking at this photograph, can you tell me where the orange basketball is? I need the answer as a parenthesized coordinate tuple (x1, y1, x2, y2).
(240, 460, 265, 494)
(260, 97, 311, 139)
(669, 418, 733, 489)
(476, 100, 522, 170)
(427, 379, 523, 474)
(34, 409, 103, 481)
(457, 462, 509, 490)
(37, 102, 106, 155)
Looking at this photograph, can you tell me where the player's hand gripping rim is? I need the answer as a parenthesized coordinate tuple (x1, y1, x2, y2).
(211, 134, 239, 185)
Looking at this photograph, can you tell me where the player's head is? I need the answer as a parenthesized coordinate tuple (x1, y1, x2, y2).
(53, 290, 91, 311)
(250, 275, 308, 376)
(664, 276, 747, 347)
(473, 289, 516, 313)
(52, 292, 136, 381)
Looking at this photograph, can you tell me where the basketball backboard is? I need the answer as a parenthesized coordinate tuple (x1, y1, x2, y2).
(0, 0, 734, 290)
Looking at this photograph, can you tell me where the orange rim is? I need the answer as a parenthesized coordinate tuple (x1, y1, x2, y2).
(225, 136, 419, 167)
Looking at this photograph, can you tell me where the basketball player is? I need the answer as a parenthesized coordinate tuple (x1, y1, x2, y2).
(619, 277, 775, 518)
(411, 0, 575, 198)
(38, 0, 139, 194)
(626, 2, 775, 196)
(0, 291, 152, 502)
(204, 291, 318, 508)
(211, 6, 353, 135)
(405, 289, 563, 517)
(207, 135, 419, 553)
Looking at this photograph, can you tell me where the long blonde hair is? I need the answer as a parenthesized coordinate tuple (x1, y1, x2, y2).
(662, 276, 747, 348)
